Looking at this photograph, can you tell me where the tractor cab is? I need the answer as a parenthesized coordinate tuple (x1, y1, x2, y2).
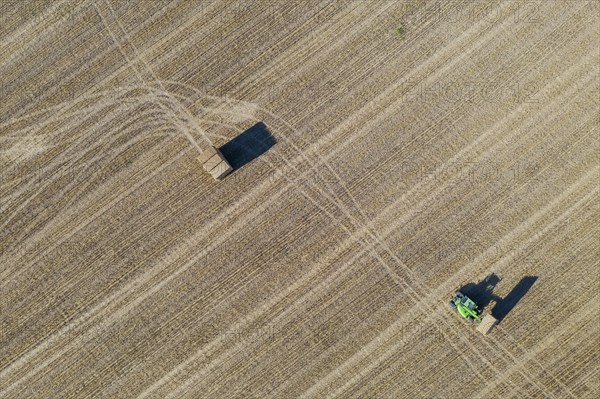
(449, 291, 482, 323)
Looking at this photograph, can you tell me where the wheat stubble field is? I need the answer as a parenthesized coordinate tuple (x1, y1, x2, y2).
(1, 0, 599, 398)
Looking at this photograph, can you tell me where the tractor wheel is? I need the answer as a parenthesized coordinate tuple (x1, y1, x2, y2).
(449, 301, 457, 310)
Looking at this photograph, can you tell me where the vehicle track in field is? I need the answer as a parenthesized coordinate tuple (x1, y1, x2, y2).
(5, 1, 584, 396)
(2, 1, 598, 397)
(155, 10, 596, 396)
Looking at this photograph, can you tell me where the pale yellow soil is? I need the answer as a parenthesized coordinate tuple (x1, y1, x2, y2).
(1, 1, 598, 398)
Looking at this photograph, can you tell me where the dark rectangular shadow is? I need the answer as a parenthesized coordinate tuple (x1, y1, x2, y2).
(492, 276, 538, 322)
(218, 122, 276, 170)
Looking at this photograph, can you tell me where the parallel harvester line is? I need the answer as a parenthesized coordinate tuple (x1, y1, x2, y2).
(0, 100, 168, 230)
(2, 2, 592, 396)
(152, 42, 592, 398)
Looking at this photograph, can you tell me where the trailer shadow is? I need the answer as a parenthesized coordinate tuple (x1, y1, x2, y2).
(492, 275, 538, 322)
(218, 122, 276, 170)
(458, 273, 538, 324)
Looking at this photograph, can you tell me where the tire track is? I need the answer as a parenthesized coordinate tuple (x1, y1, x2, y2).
(3, 2, 596, 396)
(301, 167, 598, 399)
(130, 6, 596, 394)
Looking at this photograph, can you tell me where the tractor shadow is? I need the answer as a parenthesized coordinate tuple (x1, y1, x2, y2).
(459, 273, 502, 310)
(492, 276, 538, 322)
(459, 273, 538, 323)
(218, 122, 276, 170)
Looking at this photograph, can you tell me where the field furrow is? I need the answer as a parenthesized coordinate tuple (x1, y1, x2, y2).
(2, 1, 598, 398)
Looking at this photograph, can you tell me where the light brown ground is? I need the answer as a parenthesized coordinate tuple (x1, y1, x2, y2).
(1, 1, 598, 398)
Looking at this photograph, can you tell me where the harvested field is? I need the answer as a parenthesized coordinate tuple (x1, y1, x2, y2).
(1, 1, 599, 398)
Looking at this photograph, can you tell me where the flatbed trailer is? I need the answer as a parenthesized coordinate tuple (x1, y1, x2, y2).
(198, 147, 232, 180)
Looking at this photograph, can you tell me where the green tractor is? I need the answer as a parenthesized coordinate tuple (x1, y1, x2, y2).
(449, 291, 482, 323)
